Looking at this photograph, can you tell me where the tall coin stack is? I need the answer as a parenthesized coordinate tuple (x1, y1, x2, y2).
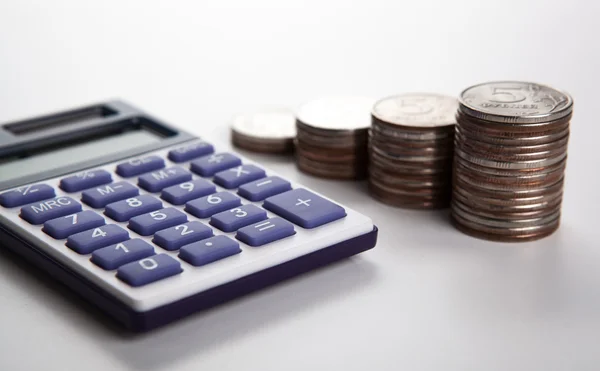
(295, 96, 374, 179)
(369, 93, 458, 209)
(452, 81, 573, 242)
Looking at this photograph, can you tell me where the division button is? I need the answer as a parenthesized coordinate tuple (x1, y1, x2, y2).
(168, 141, 214, 163)
(190, 153, 241, 177)
(91, 239, 155, 270)
(138, 166, 192, 192)
(66, 224, 129, 254)
(104, 194, 163, 222)
(60, 170, 112, 193)
(20, 196, 82, 225)
(210, 204, 267, 232)
(128, 207, 188, 236)
(213, 165, 266, 189)
(179, 235, 241, 267)
(153, 221, 213, 251)
(237, 176, 292, 201)
(235, 217, 296, 246)
(263, 188, 346, 228)
(0, 184, 55, 208)
(42, 210, 105, 239)
(116, 254, 183, 287)
(161, 179, 216, 205)
(116, 155, 165, 178)
(81, 181, 139, 209)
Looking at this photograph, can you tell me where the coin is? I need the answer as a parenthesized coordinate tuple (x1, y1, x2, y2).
(451, 81, 573, 242)
(231, 107, 296, 154)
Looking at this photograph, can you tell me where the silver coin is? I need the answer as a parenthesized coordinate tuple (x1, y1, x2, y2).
(451, 201, 561, 229)
(371, 123, 453, 140)
(231, 106, 296, 139)
(459, 81, 573, 124)
(372, 93, 458, 128)
(454, 147, 567, 170)
(296, 96, 375, 131)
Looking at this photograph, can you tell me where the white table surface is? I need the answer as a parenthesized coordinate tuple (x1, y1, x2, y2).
(1, 1, 599, 370)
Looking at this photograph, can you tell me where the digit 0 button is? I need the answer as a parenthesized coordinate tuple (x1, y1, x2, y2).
(91, 239, 155, 270)
(153, 221, 213, 251)
(42, 210, 105, 239)
(0, 184, 55, 208)
(263, 188, 346, 228)
(116, 155, 165, 178)
(117, 254, 183, 287)
(161, 179, 216, 205)
(67, 224, 130, 254)
(128, 208, 187, 236)
(60, 170, 112, 193)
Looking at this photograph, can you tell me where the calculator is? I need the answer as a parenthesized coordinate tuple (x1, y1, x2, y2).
(0, 101, 378, 332)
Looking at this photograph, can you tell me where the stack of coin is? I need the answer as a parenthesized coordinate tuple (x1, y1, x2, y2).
(452, 81, 573, 242)
(369, 93, 458, 209)
(231, 107, 296, 154)
(295, 96, 374, 179)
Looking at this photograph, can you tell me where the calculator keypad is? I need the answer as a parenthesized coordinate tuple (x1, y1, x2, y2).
(0, 139, 370, 306)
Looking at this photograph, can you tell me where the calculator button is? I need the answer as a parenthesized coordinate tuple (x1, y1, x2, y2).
(20, 196, 82, 225)
(153, 221, 213, 251)
(161, 179, 216, 205)
(0, 184, 55, 208)
(185, 191, 241, 218)
(117, 254, 183, 287)
(81, 181, 139, 208)
(128, 207, 188, 236)
(210, 204, 267, 232)
(213, 165, 266, 189)
(168, 141, 214, 163)
(190, 153, 241, 177)
(116, 155, 165, 177)
(42, 210, 105, 239)
(138, 166, 192, 192)
(263, 188, 346, 229)
(104, 195, 163, 222)
(237, 176, 292, 201)
(91, 239, 154, 270)
(66, 224, 129, 254)
(59, 170, 112, 193)
(236, 217, 295, 246)
(179, 235, 241, 267)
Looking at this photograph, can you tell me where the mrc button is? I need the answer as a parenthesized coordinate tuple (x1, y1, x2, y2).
(20, 196, 82, 225)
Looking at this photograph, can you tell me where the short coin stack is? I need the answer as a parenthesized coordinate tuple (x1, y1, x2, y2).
(452, 81, 573, 242)
(369, 93, 458, 208)
(295, 96, 374, 179)
(231, 107, 296, 154)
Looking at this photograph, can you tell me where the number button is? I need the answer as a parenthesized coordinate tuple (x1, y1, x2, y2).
(184, 191, 241, 218)
(190, 153, 241, 177)
(116, 254, 183, 287)
(168, 141, 214, 163)
(104, 195, 163, 222)
(161, 179, 216, 205)
(60, 170, 112, 193)
(138, 166, 192, 192)
(213, 165, 266, 189)
(237, 176, 292, 201)
(128, 208, 188, 236)
(42, 210, 105, 239)
(20, 196, 82, 225)
(0, 184, 55, 208)
(91, 239, 155, 270)
(210, 204, 267, 232)
(179, 235, 241, 267)
(153, 221, 213, 251)
(116, 155, 165, 177)
(235, 217, 296, 246)
(66, 224, 129, 254)
(81, 181, 139, 208)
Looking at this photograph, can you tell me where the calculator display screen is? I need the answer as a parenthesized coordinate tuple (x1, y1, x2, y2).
(0, 130, 161, 181)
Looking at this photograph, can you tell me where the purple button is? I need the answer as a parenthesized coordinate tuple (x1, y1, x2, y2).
(190, 153, 241, 177)
(185, 191, 241, 218)
(104, 195, 163, 222)
(116, 155, 165, 177)
(0, 184, 55, 208)
(263, 188, 346, 229)
(117, 254, 183, 287)
(235, 217, 295, 247)
(161, 179, 216, 205)
(138, 166, 192, 192)
(66, 224, 129, 254)
(60, 170, 112, 193)
(91, 239, 155, 270)
(128, 207, 188, 236)
(81, 181, 139, 209)
(213, 165, 266, 189)
(168, 141, 214, 163)
(237, 176, 292, 201)
(153, 221, 213, 251)
(20, 196, 82, 225)
(179, 235, 241, 267)
(210, 204, 267, 232)
(42, 210, 105, 239)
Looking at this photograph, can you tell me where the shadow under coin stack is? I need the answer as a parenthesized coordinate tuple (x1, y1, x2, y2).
(369, 94, 458, 208)
(230, 107, 296, 154)
(295, 96, 374, 179)
(452, 81, 573, 242)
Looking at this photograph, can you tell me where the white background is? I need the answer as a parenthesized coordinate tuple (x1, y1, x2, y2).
(1, 1, 599, 370)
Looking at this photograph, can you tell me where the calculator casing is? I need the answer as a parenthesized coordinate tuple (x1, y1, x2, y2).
(0, 101, 378, 332)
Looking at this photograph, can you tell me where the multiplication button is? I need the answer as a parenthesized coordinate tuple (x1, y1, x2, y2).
(213, 165, 266, 189)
